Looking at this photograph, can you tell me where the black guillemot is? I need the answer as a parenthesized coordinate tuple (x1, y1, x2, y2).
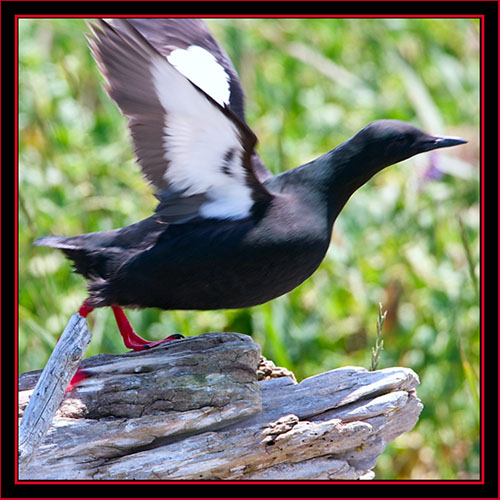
(35, 18, 467, 352)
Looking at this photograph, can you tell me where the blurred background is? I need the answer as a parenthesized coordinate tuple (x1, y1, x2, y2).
(18, 18, 480, 479)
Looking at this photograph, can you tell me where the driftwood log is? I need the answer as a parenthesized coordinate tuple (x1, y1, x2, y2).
(18, 313, 92, 471)
(18, 330, 422, 480)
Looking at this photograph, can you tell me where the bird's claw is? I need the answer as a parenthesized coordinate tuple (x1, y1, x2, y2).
(142, 334, 185, 349)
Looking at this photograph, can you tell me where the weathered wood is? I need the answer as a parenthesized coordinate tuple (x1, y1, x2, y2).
(18, 313, 92, 471)
(18, 331, 422, 480)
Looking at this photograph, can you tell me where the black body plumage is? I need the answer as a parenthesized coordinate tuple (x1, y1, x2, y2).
(35, 19, 466, 313)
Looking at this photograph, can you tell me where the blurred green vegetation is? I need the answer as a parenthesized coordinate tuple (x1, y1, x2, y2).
(18, 18, 480, 480)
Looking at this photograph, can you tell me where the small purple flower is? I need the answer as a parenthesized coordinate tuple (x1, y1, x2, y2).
(423, 152, 444, 181)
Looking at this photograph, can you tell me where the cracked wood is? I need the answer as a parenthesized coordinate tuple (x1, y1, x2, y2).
(18, 331, 422, 480)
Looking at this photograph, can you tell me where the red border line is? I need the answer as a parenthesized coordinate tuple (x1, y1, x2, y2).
(14, 14, 484, 487)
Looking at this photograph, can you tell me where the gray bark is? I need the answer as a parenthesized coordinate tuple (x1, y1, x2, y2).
(18, 313, 92, 472)
(18, 331, 422, 480)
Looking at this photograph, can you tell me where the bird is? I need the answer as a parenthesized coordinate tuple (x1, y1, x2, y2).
(35, 18, 467, 353)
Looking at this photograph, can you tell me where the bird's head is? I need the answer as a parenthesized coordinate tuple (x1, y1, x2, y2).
(349, 119, 467, 170)
(282, 119, 467, 219)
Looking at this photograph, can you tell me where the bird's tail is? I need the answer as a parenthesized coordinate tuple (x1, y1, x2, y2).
(34, 235, 98, 280)
(34, 235, 81, 251)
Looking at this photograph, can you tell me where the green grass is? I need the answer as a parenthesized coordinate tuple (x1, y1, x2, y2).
(18, 18, 480, 479)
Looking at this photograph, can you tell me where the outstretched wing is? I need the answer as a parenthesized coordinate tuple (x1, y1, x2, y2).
(88, 18, 272, 223)
(122, 18, 246, 121)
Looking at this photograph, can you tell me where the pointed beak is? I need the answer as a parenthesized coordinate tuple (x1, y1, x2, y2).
(421, 135, 468, 152)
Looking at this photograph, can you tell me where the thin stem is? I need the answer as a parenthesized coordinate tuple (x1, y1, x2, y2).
(370, 302, 387, 371)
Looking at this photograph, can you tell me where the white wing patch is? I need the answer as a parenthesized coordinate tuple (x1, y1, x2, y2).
(167, 45, 231, 107)
(151, 55, 253, 220)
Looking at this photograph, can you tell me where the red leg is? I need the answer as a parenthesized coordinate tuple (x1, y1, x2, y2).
(111, 305, 183, 351)
(79, 300, 94, 318)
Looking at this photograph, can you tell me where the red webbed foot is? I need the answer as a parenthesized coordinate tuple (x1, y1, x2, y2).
(139, 333, 184, 350)
(77, 300, 183, 353)
(66, 367, 90, 392)
(111, 306, 183, 351)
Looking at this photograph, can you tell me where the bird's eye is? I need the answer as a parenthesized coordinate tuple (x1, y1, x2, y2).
(395, 134, 407, 142)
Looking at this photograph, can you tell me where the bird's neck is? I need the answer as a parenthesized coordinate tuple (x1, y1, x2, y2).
(283, 139, 386, 225)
